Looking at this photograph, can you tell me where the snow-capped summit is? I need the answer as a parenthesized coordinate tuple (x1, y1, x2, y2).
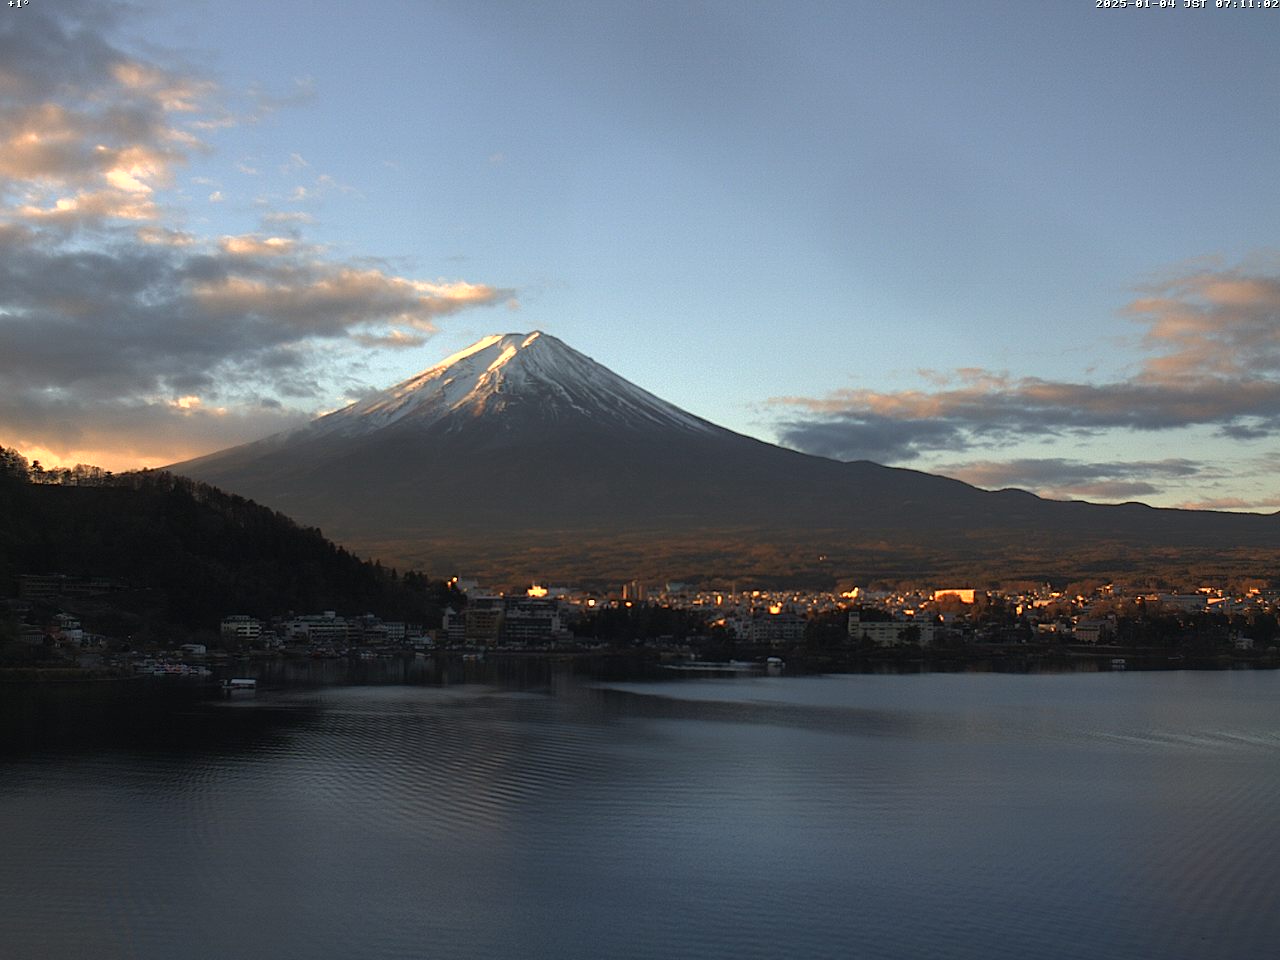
(310, 331, 716, 439)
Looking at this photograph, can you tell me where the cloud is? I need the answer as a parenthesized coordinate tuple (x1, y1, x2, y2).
(0, 4, 514, 470)
(352, 330, 430, 349)
(261, 210, 313, 226)
(777, 415, 966, 463)
(248, 77, 317, 116)
(774, 258, 1280, 462)
(0, 390, 310, 471)
(218, 234, 299, 256)
(934, 457, 1205, 502)
(0, 226, 512, 405)
(1174, 496, 1280, 511)
(0, 8, 201, 225)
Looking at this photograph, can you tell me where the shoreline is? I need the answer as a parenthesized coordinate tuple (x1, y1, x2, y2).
(4, 643, 1277, 684)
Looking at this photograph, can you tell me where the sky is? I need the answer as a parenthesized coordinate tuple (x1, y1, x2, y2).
(2, 0, 1279, 510)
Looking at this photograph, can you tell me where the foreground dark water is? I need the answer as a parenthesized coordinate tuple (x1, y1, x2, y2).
(2, 663, 1278, 960)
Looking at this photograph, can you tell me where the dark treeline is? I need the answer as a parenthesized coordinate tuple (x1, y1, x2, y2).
(0, 447, 115, 487)
(1110, 608, 1277, 650)
(0, 446, 457, 638)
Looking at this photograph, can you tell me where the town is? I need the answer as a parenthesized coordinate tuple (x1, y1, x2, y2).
(4, 571, 1277, 680)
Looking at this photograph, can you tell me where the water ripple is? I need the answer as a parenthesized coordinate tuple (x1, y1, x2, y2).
(2, 671, 1278, 959)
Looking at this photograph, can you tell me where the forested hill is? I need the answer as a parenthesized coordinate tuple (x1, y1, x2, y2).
(0, 447, 457, 636)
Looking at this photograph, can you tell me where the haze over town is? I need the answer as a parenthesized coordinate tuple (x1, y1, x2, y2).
(2, 1, 1279, 510)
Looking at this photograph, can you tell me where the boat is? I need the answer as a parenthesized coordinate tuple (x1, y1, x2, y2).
(662, 660, 765, 673)
(223, 677, 257, 691)
(1110, 658, 1127, 670)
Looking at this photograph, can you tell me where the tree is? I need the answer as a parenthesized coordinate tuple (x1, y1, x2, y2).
(804, 610, 848, 650)
(0, 446, 29, 481)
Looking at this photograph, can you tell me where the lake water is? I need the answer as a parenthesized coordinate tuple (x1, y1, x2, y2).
(2, 664, 1278, 959)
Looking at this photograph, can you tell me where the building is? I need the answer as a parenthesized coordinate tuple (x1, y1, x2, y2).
(444, 596, 573, 647)
(50, 613, 84, 646)
(282, 611, 348, 645)
(1071, 619, 1112, 644)
(1157, 593, 1208, 613)
(18, 574, 115, 601)
(462, 596, 505, 645)
(748, 612, 806, 646)
(442, 607, 467, 645)
(18, 574, 67, 602)
(221, 615, 262, 644)
(500, 597, 570, 646)
(848, 610, 939, 646)
(18, 624, 46, 645)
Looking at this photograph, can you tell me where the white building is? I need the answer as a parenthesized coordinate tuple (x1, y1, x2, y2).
(220, 615, 262, 643)
(848, 611, 939, 646)
(51, 613, 84, 646)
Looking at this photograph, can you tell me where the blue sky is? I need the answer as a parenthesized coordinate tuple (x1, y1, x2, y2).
(2, 0, 1279, 509)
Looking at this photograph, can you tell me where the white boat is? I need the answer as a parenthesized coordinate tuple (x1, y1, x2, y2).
(662, 660, 764, 673)
(1110, 658, 1127, 670)
(223, 678, 257, 691)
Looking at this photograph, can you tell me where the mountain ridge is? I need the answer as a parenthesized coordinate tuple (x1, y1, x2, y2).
(0, 454, 456, 642)
(171, 332, 1280, 586)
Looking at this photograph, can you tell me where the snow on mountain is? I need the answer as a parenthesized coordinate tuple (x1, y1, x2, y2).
(308, 331, 718, 439)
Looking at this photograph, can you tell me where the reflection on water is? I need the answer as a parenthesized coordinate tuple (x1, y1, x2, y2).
(2, 664, 1278, 960)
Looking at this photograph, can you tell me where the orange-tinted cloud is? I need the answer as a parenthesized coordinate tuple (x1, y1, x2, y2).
(775, 258, 1280, 464)
(0, 3, 515, 469)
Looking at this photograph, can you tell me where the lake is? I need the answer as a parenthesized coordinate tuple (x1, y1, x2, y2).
(2, 663, 1278, 959)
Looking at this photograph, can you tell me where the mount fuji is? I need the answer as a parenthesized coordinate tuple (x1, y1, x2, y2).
(171, 332, 1278, 585)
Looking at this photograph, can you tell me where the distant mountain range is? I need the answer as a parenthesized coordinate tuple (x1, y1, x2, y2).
(171, 332, 1280, 587)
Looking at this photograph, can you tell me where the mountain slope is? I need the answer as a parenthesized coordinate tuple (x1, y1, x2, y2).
(0, 460, 455, 637)
(171, 332, 1280, 586)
